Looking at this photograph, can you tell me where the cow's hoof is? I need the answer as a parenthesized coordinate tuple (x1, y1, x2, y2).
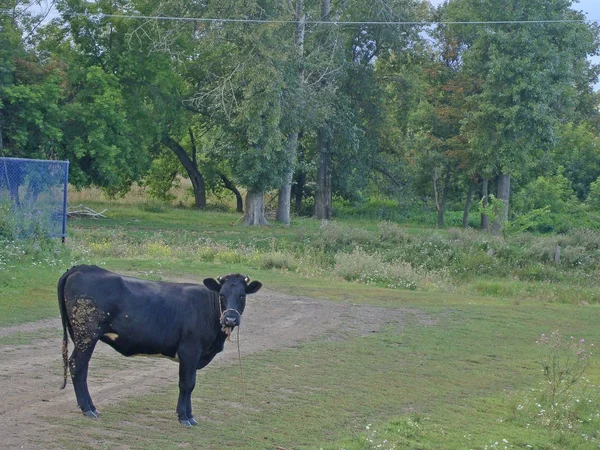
(188, 417, 198, 426)
(179, 419, 193, 427)
(83, 409, 100, 419)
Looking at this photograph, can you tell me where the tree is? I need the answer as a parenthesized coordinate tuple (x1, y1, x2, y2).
(311, 0, 428, 219)
(275, 0, 306, 225)
(0, 5, 64, 161)
(552, 122, 600, 201)
(443, 0, 599, 234)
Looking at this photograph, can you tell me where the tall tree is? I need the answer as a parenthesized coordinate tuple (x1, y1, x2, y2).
(312, 0, 334, 221)
(275, 0, 306, 225)
(444, 0, 599, 234)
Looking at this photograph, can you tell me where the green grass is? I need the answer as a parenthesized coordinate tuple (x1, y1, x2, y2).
(3, 198, 600, 448)
(0, 328, 58, 345)
(45, 300, 600, 449)
(0, 264, 66, 326)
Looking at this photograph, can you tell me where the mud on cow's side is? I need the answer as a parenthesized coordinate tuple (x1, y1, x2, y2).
(57, 264, 262, 426)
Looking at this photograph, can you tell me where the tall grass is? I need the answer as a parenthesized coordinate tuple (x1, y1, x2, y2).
(56, 204, 600, 303)
(5, 189, 600, 306)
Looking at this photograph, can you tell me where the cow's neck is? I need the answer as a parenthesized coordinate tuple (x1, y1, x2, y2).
(208, 292, 229, 346)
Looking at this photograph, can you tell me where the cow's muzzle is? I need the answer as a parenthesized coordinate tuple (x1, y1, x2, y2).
(220, 308, 241, 329)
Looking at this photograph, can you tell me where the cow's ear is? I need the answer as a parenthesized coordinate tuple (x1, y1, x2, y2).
(246, 281, 262, 294)
(203, 278, 221, 292)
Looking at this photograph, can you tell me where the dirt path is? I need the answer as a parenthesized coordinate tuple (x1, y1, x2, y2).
(0, 284, 431, 450)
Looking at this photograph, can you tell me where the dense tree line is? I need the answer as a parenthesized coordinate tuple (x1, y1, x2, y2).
(1, 0, 599, 231)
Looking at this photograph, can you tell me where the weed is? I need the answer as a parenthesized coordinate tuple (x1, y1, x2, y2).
(536, 331, 593, 406)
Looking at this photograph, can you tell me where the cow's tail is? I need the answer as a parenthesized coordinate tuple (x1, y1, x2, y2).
(58, 267, 75, 390)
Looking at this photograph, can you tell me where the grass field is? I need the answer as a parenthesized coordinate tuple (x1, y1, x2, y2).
(1, 194, 600, 449)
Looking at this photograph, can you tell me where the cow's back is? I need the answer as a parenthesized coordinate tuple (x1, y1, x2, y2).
(62, 265, 213, 357)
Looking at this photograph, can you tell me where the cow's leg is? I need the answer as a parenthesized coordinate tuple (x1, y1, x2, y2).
(176, 348, 199, 426)
(69, 340, 100, 418)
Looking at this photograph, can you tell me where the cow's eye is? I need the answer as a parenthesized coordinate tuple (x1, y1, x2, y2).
(239, 295, 244, 299)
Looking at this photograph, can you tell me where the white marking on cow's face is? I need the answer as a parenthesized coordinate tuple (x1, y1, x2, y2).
(103, 332, 119, 341)
(132, 353, 180, 363)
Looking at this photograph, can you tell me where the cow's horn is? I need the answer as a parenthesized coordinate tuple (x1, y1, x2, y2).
(244, 275, 250, 283)
(217, 276, 223, 283)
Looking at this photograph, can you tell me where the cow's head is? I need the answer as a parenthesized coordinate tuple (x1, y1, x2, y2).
(203, 274, 262, 330)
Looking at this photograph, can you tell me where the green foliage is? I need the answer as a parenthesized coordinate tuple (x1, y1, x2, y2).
(0, 201, 17, 239)
(61, 66, 148, 195)
(477, 194, 504, 228)
(506, 207, 552, 234)
(512, 170, 578, 215)
(553, 122, 600, 200)
(586, 174, 600, 210)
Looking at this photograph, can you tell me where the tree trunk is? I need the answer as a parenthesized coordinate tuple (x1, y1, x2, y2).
(492, 173, 510, 236)
(433, 166, 451, 227)
(463, 182, 475, 229)
(294, 167, 306, 214)
(243, 189, 269, 226)
(313, 127, 332, 220)
(216, 171, 243, 213)
(161, 135, 206, 209)
(313, 0, 332, 221)
(276, 0, 305, 224)
(322, 0, 330, 18)
(481, 177, 490, 232)
(276, 133, 298, 224)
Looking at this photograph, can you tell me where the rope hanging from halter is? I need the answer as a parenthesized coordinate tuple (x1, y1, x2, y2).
(218, 294, 242, 340)
(215, 278, 246, 424)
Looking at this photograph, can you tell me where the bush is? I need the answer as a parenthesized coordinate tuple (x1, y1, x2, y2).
(332, 248, 438, 290)
(377, 221, 410, 244)
(316, 221, 375, 252)
(586, 174, 600, 210)
(254, 251, 298, 271)
(512, 170, 578, 215)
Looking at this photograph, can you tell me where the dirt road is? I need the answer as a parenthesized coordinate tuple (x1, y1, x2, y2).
(0, 284, 426, 449)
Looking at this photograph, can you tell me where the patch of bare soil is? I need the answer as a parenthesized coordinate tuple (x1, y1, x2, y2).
(0, 283, 433, 450)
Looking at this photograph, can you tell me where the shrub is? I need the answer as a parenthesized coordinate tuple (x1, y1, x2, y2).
(333, 248, 425, 290)
(569, 228, 600, 250)
(512, 170, 578, 215)
(139, 200, 167, 213)
(586, 175, 600, 210)
(254, 251, 297, 271)
(561, 245, 596, 268)
(0, 201, 17, 239)
(317, 221, 375, 252)
(377, 221, 409, 244)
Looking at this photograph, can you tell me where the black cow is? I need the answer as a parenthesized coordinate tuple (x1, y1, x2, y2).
(58, 265, 262, 426)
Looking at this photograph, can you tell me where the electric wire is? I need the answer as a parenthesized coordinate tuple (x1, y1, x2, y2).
(1, 9, 598, 25)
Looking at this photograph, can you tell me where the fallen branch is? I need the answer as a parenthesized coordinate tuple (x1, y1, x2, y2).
(67, 204, 107, 219)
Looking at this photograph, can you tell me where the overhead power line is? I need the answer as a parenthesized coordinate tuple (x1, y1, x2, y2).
(1, 9, 596, 25)
(68, 13, 593, 25)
